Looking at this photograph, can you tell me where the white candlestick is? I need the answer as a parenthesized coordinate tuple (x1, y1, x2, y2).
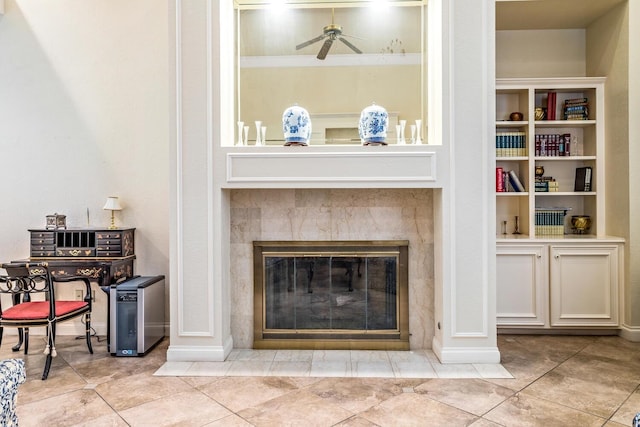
(399, 120, 406, 144)
(243, 126, 249, 146)
(237, 121, 244, 146)
(415, 119, 422, 144)
(255, 121, 262, 146)
(261, 126, 267, 146)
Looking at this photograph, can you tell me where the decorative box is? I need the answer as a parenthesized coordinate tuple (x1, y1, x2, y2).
(282, 104, 312, 146)
(45, 213, 66, 230)
(359, 103, 388, 145)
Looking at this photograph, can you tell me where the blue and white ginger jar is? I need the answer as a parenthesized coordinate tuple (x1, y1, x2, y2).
(282, 104, 312, 145)
(359, 103, 388, 145)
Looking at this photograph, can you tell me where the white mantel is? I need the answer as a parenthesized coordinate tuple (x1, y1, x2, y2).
(167, 0, 498, 364)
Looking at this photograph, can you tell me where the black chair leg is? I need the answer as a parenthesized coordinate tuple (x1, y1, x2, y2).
(85, 314, 93, 354)
(24, 328, 29, 354)
(11, 328, 24, 352)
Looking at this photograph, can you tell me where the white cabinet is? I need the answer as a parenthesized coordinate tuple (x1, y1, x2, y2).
(497, 244, 547, 326)
(497, 241, 623, 329)
(495, 77, 623, 331)
(549, 245, 620, 327)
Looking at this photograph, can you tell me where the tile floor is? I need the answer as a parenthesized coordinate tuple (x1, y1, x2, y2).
(4, 333, 640, 426)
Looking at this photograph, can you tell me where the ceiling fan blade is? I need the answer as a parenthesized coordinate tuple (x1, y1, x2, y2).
(296, 34, 325, 50)
(339, 37, 362, 54)
(317, 38, 333, 60)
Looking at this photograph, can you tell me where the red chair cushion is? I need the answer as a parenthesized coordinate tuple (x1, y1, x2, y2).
(2, 301, 88, 320)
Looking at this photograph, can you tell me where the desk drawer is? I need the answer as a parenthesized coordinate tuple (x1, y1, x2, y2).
(97, 250, 122, 257)
(31, 236, 55, 245)
(56, 248, 96, 257)
(97, 243, 122, 256)
(31, 249, 56, 257)
(97, 232, 122, 242)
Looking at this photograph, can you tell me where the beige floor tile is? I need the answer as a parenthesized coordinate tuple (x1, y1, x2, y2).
(238, 389, 354, 426)
(484, 393, 607, 426)
(17, 365, 87, 404)
(307, 377, 403, 413)
(17, 389, 118, 426)
(95, 371, 193, 411)
(198, 376, 300, 412)
(358, 392, 478, 426)
(118, 389, 232, 426)
(415, 378, 515, 416)
(610, 388, 640, 425)
(204, 414, 255, 426)
(71, 413, 130, 426)
(521, 370, 636, 418)
(333, 416, 381, 426)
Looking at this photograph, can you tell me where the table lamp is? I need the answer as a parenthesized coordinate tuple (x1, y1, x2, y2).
(103, 196, 123, 229)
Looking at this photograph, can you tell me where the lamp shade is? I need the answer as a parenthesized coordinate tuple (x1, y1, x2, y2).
(103, 196, 122, 211)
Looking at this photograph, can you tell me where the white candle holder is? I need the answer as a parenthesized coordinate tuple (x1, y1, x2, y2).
(255, 121, 262, 146)
(243, 126, 249, 146)
(237, 121, 244, 146)
(410, 124, 416, 144)
(415, 119, 422, 144)
(396, 124, 404, 145)
(399, 120, 406, 144)
(261, 126, 267, 146)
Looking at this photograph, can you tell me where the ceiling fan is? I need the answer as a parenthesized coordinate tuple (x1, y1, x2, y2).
(295, 9, 363, 60)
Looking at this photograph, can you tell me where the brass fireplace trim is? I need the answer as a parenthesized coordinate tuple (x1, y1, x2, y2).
(253, 240, 409, 350)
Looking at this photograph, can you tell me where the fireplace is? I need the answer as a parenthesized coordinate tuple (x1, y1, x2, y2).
(253, 241, 409, 350)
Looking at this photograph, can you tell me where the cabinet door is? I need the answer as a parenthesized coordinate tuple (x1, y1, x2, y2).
(549, 245, 619, 327)
(496, 244, 547, 326)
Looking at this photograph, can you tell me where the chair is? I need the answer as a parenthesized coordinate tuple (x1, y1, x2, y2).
(0, 262, 93, 380)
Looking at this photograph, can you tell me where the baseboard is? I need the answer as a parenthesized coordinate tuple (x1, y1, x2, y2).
(619, 325, 640, 342)
(166, 335, 233, 362)
(432, 337, 501, 364)
(2, 322, 107, 337)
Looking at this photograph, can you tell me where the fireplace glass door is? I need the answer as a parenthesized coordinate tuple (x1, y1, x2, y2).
(254, 241, 409, 350)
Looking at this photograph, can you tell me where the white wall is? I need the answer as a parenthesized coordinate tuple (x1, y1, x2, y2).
(0, 0, 170, 333)
(496, 29, 586, 78)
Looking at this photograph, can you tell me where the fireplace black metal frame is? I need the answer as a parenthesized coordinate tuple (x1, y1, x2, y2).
(253, 240, 409, 350)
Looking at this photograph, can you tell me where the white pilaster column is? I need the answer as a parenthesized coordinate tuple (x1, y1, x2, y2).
(431, 0, 500, 363)
(167, 0, 233, 361)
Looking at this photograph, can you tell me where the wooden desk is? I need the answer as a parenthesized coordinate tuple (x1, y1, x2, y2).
(25, 227, 136, 287)
(19, 228, 137, 352)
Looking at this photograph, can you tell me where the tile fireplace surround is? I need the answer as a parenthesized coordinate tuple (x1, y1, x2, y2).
(229, 188, 434, 350)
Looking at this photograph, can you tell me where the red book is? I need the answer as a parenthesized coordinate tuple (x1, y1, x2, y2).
(496, 167, 504, 192)
(546, 92, 557, 120)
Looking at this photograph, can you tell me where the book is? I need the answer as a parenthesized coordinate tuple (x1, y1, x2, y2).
(574, 166, 592, 192)
(546, 92, 557, 120)
(496, 167, 504, 192)
(585, 166, 592, 191)
(508, 170, 525, 192)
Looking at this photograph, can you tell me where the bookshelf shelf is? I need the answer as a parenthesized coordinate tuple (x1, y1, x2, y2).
(497, 156, 527, 161)
(535, 192, 596, 196)
(534, 156, 597, 161)
(496, 192, 529, 196)
(534, 120, 596, 128)
(496, 120, 529, 127)
(496, 77, 605, 238)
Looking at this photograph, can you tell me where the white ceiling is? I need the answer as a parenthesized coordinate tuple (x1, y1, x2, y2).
(496, 0, 627, 30)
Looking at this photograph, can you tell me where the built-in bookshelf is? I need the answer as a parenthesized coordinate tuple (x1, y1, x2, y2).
(495, 77, 605, 239)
